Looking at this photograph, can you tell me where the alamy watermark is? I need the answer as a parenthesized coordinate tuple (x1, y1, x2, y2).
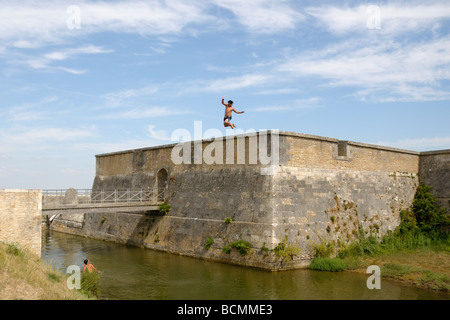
(169, 121, 279, 175)
(367, 5, 381, 30)
(66, 265, 81, 290)
(366, 265, 381, 290)
(67, 5, 81, 30)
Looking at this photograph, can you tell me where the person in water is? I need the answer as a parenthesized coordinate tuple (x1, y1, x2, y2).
(83, 259, 99, 274)
(221, 98, 245, 129)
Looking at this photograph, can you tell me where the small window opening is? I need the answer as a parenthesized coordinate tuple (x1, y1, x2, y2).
(338, 141, 348, 157)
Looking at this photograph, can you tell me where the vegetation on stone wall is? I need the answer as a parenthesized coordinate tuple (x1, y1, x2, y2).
(230, 240, 251, 256)
(272, 237, 301, 260)
(204, 237, 214, 250)
(309, 183, 450, 291)
(158, 201, 171, 215)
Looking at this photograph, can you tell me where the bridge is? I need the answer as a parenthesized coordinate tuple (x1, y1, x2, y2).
(42, 188, 166, 225)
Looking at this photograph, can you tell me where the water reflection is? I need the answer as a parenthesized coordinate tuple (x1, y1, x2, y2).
(41, 231, 449, 300)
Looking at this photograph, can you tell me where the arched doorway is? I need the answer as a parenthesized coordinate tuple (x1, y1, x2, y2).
(157, 168, 168, 202)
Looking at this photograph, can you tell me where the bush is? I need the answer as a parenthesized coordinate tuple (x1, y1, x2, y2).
(230, 240, 251, 256)
(272, 240, 300, 259)
(312, 240, 335, 258)
(158, 201, 171, 215)
(339, 183, 449, 259)
(309, 258, 347, 272)
(412, 184, 449, 237)
(204, 237, 214, 250)
(224, 217, 232, 224)
(222, 245, 231, 254)
(81, 271, 101, 298)
(354, 235, 382, 257)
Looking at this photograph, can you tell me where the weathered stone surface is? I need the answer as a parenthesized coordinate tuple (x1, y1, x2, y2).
(419, 150, 450, 212)
(49, 131, 447, 270)
(0, 189, 42, 257)
(63, 188, 78, 205)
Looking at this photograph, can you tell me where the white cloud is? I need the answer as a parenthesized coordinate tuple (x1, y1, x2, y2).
(148, 125, 172, 141)
(277, 37, 450, 102)
(202, 73, 273, 92)
(374, 136, 450, 151)
(0, 0, 305, 50)
(6, 96, 59, 122)
(103, 85, 160, 108)
(7, 44, 112, 74)
(104, 106, 190, 120)
(213, 0, 304, 34)
(306, 2, 450, 35)
(0, 127, 98, 152)
(43, 45, 113, 61)
(80, 0, 213, 35)
(249, 97, 321, 112)
(0, 0, 215, 49)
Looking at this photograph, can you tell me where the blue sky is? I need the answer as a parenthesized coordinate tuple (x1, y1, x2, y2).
(1, 0, 449, 189)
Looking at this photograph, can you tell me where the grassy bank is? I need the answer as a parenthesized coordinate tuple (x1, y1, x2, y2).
(310, 184, 450, 293)
(310, 235, 450, 293)
(0, 241, 91, 300)
(342, 242, 450, 292)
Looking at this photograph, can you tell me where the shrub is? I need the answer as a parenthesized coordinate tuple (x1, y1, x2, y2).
(412, 184, 449, 237)
(224, 217, 232, 224)
(222, 245, 231, 254)
(204, 237, 214, 250)
(261, 243, 269, 253)
(309, 258, 347, 272)
(272, 240, 300, 259)
(230, 240, 251, 256)
(335, 183, 449, 259)
(81, 271, 101, 298)
(158, 201, 171, 215)
(313, 240, 335, 258)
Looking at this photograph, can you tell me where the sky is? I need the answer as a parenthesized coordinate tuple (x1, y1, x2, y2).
(0, 0, 449, 190)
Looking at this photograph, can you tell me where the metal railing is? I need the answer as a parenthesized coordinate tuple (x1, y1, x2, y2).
(42, 188, 166, 208)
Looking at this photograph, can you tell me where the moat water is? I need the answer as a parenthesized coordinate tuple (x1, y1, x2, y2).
(41, 231, 449, 300)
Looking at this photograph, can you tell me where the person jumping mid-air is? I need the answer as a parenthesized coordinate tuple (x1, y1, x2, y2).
(221, 98, 244, 129)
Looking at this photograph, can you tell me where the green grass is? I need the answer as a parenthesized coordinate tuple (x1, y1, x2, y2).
(204, 237, 214, 250)
(158, 201, 171, 215)
(230, 240, 251, 256)
(310, 257, 347, 272)
(80, 271, 102, 298)
(308, 183, 450, 291)
(0, 241, 91, 300)
(381, 262, 450, 291)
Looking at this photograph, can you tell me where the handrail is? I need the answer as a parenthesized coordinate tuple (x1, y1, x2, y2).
(42, 188, 165, 208)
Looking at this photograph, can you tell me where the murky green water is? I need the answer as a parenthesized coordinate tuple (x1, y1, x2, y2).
(41, 231, 449, 300)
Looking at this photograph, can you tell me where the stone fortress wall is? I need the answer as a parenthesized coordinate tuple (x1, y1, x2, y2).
(0, 189, 42, 257)
(49, 131, 448, 270)
(419, 149, 450, 212)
